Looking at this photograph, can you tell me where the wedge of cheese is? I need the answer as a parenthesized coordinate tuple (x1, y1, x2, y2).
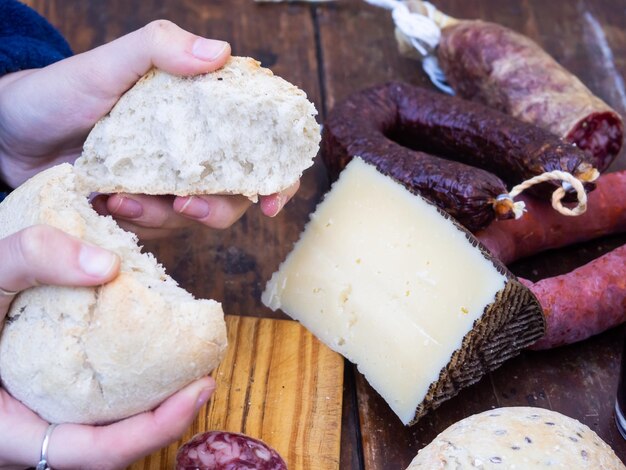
(262, 158, 545, 425)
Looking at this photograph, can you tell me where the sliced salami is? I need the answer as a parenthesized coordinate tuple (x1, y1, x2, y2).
(176, 431, 287, 470)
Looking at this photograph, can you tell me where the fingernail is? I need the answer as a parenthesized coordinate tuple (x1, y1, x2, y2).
(192, 38, 228, 62)
(79, 244, 118, 278)
(91, 195, 110, 216)
(195, 388, 213, 412)
(268, 192, 289, 218)
(177, 196, 211, 219)
(111, 196, 143, 219)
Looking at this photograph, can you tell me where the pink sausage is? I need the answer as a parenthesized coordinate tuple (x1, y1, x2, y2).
(476, 171, 626, 264)
(522, 244, 626, 350)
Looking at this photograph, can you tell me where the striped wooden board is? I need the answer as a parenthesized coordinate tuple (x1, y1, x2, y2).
(128, 315, 344, 469)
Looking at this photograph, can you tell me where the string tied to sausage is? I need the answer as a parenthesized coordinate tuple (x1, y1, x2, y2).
(494, 169, 599, 220)
(364, 0, 457, 94)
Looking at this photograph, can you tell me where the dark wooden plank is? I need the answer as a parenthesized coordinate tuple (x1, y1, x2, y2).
(341, 363, 365, 470)
(316, 0, 433, 111)
(356, 367, 499, 469)
(490, 327, 625, 452)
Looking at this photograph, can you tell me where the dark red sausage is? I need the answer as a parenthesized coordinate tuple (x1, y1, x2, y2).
(322, 82, 596, 231)
(176, 431, 287, 470)
(438, 20, 624, 171)
(476, 171, 626, 264)
(322, 84, 511, 232)
(391, 82, 596, 193)
(521, 244, 626, 350)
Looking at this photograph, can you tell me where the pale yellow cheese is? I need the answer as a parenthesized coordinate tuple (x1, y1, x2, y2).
(262, 158, 507, 425)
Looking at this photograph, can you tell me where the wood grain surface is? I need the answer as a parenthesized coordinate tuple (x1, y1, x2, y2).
(23, 0, 626, 468)
(129, 315, 344, 469)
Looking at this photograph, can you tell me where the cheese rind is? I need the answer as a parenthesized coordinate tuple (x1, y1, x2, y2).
(263, 158, 544, 424)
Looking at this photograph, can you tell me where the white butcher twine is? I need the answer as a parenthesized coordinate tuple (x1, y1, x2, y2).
(364, 0, 454, 94)
(498, 170, 597, 219)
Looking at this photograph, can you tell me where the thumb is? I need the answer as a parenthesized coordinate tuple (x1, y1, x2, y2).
(57, 20, 231, 100)
(47, 376, 216, 469)
(1, 21, 231, 150)
(0, 225, 120, 314)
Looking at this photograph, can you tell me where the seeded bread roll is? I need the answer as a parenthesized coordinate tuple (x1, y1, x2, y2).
(74, 57, 321, 200)
(0, 164, 227, 424)
(406, 407, 625, 469)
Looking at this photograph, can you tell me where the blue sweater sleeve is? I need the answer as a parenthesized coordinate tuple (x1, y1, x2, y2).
(0, 0, 72, 199)
(0, 0, 73, 76)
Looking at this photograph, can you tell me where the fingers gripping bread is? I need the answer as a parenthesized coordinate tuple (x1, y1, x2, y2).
(0, 164, 228, 424)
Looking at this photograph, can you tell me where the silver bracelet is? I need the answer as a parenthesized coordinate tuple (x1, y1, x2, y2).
(36, 423, 58, 470)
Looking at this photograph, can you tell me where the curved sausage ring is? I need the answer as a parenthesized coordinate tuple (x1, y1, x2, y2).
(322, 82, 599, 232)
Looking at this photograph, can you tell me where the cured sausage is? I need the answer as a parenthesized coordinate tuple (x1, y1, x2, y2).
(322, 81, 596, 232)
(370, 1, 624, 169)
(438, 20, 624, 171)
(391, 83, 597, 193)
(476, 171, 626, 264)
(176, 431, 287, 470)
(521, 244, 626, 350)
(323, 85, 509, 232)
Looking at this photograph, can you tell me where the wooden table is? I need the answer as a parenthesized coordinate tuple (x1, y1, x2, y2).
(26, 0, 626, 468)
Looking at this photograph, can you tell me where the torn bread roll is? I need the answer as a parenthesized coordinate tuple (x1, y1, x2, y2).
(406, 407, 625, 469)
(75, 57, 321, 200)
(0, 164, 227, 424)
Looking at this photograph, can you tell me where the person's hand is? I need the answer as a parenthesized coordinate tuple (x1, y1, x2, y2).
(0, 20, 299, 240)
(0, 225, 215, 470)
(91, 180, 300, 240)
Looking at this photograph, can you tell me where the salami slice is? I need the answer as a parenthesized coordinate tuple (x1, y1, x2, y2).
(176, 431, 287, 470)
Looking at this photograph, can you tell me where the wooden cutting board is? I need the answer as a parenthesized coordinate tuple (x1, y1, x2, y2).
(128, 315, 344, 469)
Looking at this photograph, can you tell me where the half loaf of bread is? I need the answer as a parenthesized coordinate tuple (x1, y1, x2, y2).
(0, 164, 227, 424)
(74, 57, 321, 199)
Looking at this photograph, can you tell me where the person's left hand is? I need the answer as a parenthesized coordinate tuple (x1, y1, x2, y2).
(0, 225, 215, 470)
(0, 20, 299, 240)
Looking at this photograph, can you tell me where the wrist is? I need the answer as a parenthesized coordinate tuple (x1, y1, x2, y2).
(0, 71, 22, 189)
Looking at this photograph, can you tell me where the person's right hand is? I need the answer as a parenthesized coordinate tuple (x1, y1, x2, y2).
(0, 225, 215, 470)
(0, 20, 300, 241)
